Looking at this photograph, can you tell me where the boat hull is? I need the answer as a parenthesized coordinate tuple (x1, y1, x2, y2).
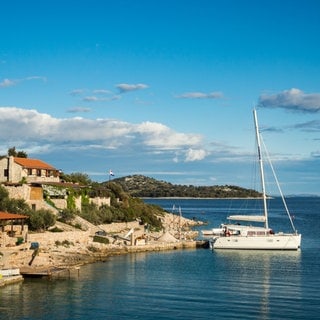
(201, 228, 223, 237)
(211, 233, 301, 250)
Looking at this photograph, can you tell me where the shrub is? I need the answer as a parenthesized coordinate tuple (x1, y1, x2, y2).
(93, 236, 109, 244)
(55, 240, 74, 247)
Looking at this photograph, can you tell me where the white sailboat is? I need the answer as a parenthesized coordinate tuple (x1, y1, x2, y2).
(210, 109, 301, 250)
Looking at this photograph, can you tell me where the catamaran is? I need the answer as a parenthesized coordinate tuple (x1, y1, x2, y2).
(209, 109, 301, 250)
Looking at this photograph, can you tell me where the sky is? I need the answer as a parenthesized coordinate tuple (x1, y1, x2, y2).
(0, 0, 320, 195)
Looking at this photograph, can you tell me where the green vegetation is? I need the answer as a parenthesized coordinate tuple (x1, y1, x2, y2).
(0, 185, 56, 232)
(112, 175, 262, 198)
(7, 147, 28, 158)
(0, 171, 262, 234)
(55, 240, 74, 247)
(49, 226, 64, 232)
(0, 147, 28, 159)
(0, 180, 165, 231)
(60, 172, 93, 185)
(93, 236, 109, 244)
(75, 182, 163, 230)
(28, 209, 56, 231)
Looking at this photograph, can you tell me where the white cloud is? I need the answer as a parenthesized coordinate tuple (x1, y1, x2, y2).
(69, 85, 145, 102)
(0, 78, 16, 87)
(67, 107, 92, 113)
(116, 83, 149, 93)
(136, 121, 202, 149)
(0, 76, 46, 88)
(69, 89, 85, 96)
(83, 96, 99, 102)
(0, 107, 204, 156)
(175, 91, 223, 99)
(291, 119, 320, 132)
(258, 88, 320, 112)
(311, 150, 320, 158)
(82, 95, 121, 102)
(25, 76, 47, 82)
(185, 148, 208, 161)
(93, 89, 112, 94)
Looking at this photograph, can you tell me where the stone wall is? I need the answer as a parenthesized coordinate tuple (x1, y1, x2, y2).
(4, 184, 31, 200)
(90, 196, 111, 207)
(26, 200, 59, 214)
(27, 230, 92, 247)
(51, 198, 67, 210)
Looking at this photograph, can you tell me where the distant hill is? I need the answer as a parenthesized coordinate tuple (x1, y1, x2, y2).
(111, 175, 262, 198)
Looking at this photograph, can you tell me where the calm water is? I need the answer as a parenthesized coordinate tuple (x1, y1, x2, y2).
(1, 197, 319, 320)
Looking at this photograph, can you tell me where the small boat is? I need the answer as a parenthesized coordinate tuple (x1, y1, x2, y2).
(210, 109, 301, 250)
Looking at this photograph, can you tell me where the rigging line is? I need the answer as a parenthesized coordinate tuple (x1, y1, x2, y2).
(260, 135, 297, 233)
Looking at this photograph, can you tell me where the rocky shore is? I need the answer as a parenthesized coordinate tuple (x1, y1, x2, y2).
(0, 212, 206, 284)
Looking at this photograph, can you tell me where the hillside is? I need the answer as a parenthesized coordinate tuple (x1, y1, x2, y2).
(111, 175, 262, 198)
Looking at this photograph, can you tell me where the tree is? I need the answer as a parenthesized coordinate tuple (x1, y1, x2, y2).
(59, 208, 76, 223)
(28, 210, 56, 231)
(0, 185, 9, 203)
(60, 172, 92, 185)
(7, 147, 28, 158)
(8, 147, 17, 156)
(0, 186, 31, 214)
(16, 151, 28, 158)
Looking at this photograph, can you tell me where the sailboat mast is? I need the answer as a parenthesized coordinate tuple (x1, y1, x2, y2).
(253, 109, 269, 229)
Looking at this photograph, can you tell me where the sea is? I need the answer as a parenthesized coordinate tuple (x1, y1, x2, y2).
(0, 197, 319, 320)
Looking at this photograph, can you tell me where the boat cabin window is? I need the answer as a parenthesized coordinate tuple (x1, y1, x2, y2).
(247, 231, 268, 236)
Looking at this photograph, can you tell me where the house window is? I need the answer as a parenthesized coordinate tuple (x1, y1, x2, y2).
(37, 169, 41, 176)
(28, 168, 33, 175)
(4, 169, 8, 177)
(32, 204, 36, 210)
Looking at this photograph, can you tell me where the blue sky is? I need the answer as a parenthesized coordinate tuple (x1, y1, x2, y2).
(1, 0, 320, 195)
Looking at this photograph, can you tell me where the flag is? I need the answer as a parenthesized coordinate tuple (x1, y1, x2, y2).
(109, 170, 114, 176)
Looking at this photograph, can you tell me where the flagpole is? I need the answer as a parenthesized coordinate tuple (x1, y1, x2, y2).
(109, 169, 114, 181)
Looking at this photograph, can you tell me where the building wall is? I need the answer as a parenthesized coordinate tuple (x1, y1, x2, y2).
(0, 157, 22, 183)
(8, 157, 23, 183)
(26, 200, 59, 214)
(0, 156, 60, 184)
(3, 184, 58, 213)
(0, 157, 8, 182)
(4, 184, 31, 200)
(51, 199, 67, 210)
(25, 174, 60, 184)
(90, 197, 111, 207)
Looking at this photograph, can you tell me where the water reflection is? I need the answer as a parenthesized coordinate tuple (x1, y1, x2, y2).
(214, 250, 302, 319)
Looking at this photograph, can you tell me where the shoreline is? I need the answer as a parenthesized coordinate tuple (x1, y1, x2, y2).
(1, 212, 207, 283)
(16, 240, 207, 279)
(142, 197, 265, 200)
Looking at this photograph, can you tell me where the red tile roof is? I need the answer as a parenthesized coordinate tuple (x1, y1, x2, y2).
(14, 157, 57, 170)
(0, 212, 28, 220)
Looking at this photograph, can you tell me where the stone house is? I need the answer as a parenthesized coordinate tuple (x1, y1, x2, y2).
(0, 156, 110, 214)
(0, 156, 60, 184)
